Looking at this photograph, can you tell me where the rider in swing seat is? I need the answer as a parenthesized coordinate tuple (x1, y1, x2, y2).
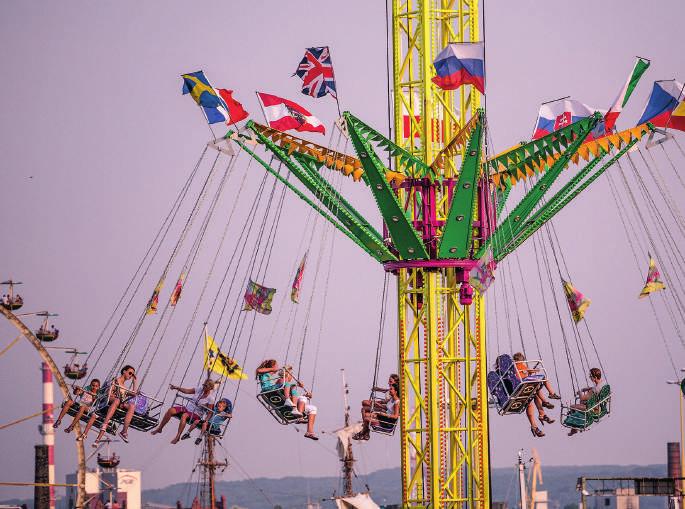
(568, 367, 606, 436)
(183, 398, 233, 445)
(80, 365, 138, 446)
(54, 378, 100, 434)
(353, 374, 400, 441)
(151, 378, 217, 444)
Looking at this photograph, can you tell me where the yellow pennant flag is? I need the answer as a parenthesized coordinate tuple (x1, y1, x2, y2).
(204, 334, 247, 380)
(146, 279, 164, 315)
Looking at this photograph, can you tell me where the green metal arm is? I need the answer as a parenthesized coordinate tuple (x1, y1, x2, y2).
(477, 113, 600, 258)
(290, 151, 381, 241)
(495, 137, 639, 261)
(234, 137, 396, 263)
(437, 113, 483, 258)
(345, 113, 433, 179)
(346, 113, 429, 260)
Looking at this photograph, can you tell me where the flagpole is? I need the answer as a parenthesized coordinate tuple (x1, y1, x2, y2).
(529, 96, 571, 139)
(204, 322, 212, 379)
(255, 91, 269, 125)
(326, 46, 343, 118)
(664, 81, 685, 133)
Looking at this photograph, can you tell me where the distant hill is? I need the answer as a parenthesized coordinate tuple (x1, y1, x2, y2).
(142, 464, 668, 509)
(3, 464, 668, 509)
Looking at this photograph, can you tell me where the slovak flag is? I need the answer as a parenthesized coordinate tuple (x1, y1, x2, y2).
(256, 92, 326, 135)
(636, 80, 685, 132)
(532, 99, 606, 140)
(431, 42, 485, 94)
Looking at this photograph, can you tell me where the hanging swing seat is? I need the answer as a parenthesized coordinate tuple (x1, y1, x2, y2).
(1, 297, 23, 311)
(64, 364, 88, 380)
(561, 384, 611, 431)
(36, 328, 59, 342)
(169, 394, 232, 438)
(94, 384, 163, 432)
(257, 379, 309, 425)
(61, 399, 118, 435)
(97, 453, 120, 469)
(367, 389, 398, 435)
(370, 414, 398, 435)
(487, 354, 547, 415)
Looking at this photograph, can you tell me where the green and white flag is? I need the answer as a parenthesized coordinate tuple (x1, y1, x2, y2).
(605, 57, 651, 131)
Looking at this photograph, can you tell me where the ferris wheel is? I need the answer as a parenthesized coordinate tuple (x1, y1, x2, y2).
(0, 299, 87, 508)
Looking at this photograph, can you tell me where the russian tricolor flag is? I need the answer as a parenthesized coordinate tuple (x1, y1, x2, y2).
(532, 99, 606, 140)
(431, 42, 485, 94)
(636, 80, 685, 132)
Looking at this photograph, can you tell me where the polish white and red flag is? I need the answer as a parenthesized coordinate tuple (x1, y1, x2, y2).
(256, 92, 326, 135)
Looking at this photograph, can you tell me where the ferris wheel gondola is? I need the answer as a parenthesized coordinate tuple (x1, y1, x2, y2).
(95, 439, 121, 469)
(1, 280, 24, 311)
(35, 311, 60, 342)
(63, 348, 88, 380)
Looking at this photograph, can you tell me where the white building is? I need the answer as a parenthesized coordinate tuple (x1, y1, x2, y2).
(66, 469, 141, 509)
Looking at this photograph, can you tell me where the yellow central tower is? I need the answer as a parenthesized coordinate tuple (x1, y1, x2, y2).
(390, 1, 488, 507)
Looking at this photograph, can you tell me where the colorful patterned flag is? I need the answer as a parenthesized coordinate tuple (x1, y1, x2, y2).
(291, 252, 308, 303)
(562, 280, 591, 323)
(469, 255, 495, 294)
(204, 333, 247, 380)
(146, 279, 164, 315)
(169, 272, 186, 307)
(294, 47, 337, 99)
(639, 257, 666, 298)
(243, 279, 276, 315)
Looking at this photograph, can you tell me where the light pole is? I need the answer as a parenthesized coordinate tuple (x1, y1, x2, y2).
(667, 376, 685, 503)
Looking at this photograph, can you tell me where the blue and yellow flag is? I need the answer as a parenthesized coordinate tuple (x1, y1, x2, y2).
(181, 71, 229, 125)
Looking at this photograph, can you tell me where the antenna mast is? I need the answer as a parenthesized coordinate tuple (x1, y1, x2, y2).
(341, 369, 355, 497)
(197, 436, 228, 509)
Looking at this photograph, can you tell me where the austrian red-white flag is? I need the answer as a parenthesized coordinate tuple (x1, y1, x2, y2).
(256, 92, 325, 135)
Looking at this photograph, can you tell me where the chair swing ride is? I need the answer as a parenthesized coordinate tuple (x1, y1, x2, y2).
(5, 2, 685, 509)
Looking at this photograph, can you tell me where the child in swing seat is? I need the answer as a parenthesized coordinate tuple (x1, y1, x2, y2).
(186, 398, 233, 445)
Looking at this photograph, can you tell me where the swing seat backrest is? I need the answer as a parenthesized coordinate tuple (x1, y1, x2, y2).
(589, 384, 611, 421)
(488, 354, 543, 415)
(257, 383, 308, 425)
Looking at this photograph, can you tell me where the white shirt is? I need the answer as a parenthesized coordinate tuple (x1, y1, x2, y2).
(186, 386, 214, 414)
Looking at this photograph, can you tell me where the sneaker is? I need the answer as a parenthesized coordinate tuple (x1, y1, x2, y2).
(541, 401, 554, 410)
(194, 437, 202, 445)
(181, 433, 191, 441)
(290, 409, 303, 417)
(548, 393, 561, 400)
(284, 399, 295, 407)
(304, 432, 319, 441)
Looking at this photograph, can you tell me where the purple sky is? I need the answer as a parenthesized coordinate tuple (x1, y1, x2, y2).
(1, 0, 684, 503)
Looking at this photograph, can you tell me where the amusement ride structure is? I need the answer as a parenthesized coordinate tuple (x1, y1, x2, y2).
(5, 2, 685, 509)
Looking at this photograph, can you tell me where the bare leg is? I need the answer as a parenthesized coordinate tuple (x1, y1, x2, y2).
(66, 405, 89, 432)
(122, 402, 136, 435)
(55, 400, 73, 426)
(78, 412, 98, 440)
(172, 413, 188, 444)
(525, 403, 536, 427)
(306, 413, 317, 435)
(95, 400, 121, 444)
(152, 408, 178, 434)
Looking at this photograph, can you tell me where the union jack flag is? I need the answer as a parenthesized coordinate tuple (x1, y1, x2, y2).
(294, 46, 337, 99)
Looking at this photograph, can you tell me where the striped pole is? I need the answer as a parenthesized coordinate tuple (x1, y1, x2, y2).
(41, 362, 56, 509)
